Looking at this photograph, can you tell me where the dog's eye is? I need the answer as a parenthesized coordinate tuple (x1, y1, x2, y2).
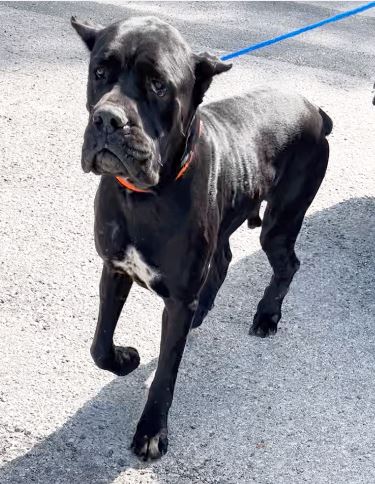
(94, 67, 106, 80)
(150, 79, 167, 97)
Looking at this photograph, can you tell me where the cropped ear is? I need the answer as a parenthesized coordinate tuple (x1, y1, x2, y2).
(71, 16, 103, 51)
(193, 52, 232, 106)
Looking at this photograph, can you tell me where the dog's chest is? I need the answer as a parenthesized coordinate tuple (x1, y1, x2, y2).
(112, 245, 159, 290)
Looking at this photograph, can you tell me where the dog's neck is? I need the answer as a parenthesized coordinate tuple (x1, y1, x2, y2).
(158, 112, 202, 185)
(178, 113, 201, 172)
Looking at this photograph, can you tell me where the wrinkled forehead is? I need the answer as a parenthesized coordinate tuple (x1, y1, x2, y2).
(93, 17, 194, 86)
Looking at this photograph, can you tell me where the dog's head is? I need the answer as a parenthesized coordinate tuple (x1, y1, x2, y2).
(71, 16, 231, 189)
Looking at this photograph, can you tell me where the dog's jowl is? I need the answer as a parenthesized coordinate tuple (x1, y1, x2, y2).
(71, 15, 332, 460)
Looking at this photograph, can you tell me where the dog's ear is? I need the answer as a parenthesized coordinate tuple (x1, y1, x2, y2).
(193, 52, 232, 106)
(71, 16, 103, 51)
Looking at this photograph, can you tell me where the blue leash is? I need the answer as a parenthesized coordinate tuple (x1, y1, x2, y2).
(220, 2, 375, 61)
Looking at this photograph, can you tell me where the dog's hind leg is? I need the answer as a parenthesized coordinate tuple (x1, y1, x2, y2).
(247, 200, 262, 229)
(191, 240, 232, 329)
(250, 138, 329, 337)
(191, 198, 261, 329)
(90, 263, 140, 375)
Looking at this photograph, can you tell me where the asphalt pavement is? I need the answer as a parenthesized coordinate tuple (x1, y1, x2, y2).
(0, 2, 374, 483)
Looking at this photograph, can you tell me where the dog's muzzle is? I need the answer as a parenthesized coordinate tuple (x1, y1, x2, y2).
(81, 104, 159, 187)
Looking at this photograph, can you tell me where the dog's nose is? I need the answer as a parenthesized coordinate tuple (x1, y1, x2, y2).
(93, 106, 127, 133)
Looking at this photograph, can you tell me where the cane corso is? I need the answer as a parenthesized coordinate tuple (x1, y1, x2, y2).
(71, 15, 332, 460)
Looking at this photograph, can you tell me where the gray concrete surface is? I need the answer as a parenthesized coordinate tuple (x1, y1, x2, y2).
(0, 2, 374, 483)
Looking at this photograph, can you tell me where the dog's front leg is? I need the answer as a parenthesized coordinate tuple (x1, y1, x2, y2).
(90, 263, 140, 376)
(131, 299, 194, 460)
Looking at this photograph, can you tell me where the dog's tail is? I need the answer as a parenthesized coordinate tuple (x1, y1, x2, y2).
(319, 107, 333, 136)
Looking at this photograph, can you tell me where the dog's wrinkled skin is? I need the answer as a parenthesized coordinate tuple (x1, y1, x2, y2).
(71, 15, 332, 460)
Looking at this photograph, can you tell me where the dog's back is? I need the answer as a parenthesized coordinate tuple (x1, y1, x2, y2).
(200, 88, 332, 200)
(201, 88, 331, 157)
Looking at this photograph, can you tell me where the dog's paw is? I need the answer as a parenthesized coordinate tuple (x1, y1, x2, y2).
(247, 215, 262, 229)
(249, 312, 280, 338)
(111, 346, 140, 376)
(131, 427, 168, 461)
(92, 345, 140, 376)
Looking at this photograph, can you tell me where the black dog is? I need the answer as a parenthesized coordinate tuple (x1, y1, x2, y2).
(71, 15, 332, 460)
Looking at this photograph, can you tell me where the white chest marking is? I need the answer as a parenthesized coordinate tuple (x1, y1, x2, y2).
(113, 246, 159, 290)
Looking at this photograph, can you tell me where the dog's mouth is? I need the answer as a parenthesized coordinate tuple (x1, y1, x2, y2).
(81, 120, 161, 189)
(90, 148, 158, 189)
(92, 149, 124, 175)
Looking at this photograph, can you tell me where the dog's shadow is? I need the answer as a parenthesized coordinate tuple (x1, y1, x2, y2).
(1, 196, 374, 483)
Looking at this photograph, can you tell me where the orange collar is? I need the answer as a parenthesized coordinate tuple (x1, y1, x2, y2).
(115, 176, 154, 193)
(115, 152, 194, 193)
(115, 119, 202, 194)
